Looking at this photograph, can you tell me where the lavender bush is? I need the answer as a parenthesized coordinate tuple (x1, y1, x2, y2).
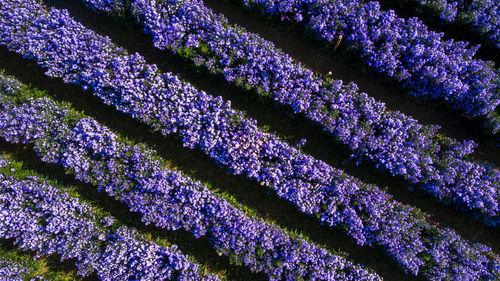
(77, 0, 500, 226)
(3, 0, 500, 227)
(418, 0, 500, 49)
(0, 2, 498, 278)
(0, 258, 44, 281)
(0, 73, 380, 281)
(1, 73, 498, 281)
(240, 0, 500, 133)
(418, 0, 458, 21)
(0, 155, 218, 281)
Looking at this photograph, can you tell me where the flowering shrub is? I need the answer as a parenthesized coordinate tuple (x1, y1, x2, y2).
(419, 0, 500, 49)
(79, 0, 500, 224)
(240, 0, 500, 133)
(0, 73, 380, 281)
(1, 72, 499, 281)
(0, 258, 44, 281)
(419, 0, 458, 21)
(0, 2, 499, 278)
(0, 156, 217, 281)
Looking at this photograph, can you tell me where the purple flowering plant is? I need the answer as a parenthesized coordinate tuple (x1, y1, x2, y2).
(0, 70, 498, 281)
(418, 0, 500, 49)
(0, 1, 498, 275)
(78, 0, 500, 225)
(0, 154, 219, 281)
(0, 256, 45, 281)
(239, 0, 500, 133)
(0, 72, 382, 281)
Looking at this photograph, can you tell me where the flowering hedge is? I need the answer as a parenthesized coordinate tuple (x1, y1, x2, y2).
(0, 73, 498, 281)
(0, 73, 380, 281)
(0, 257, 44, 281)
(240, 0, 500, 133)
(0, 1, 499, 279)
(0, 156, 218, 281)
(417, 0, 458, 22)
(78, 0, 500, 225)
(418, 0, 500, 49)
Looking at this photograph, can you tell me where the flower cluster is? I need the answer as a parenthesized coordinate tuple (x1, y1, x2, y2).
(419, 0, 458, 21)
(419, 0, 500, 49)
(1, 74, 498, 281)
(0, 258, 44, 281)
(0, 2, 498, 279)
(240, 0, 500, 133)
(78, 0, 500, 224)
(0, 156, 217, 281)
(0, 74, 381, 281)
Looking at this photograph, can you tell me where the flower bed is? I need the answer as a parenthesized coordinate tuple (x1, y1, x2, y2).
(240, 0, 500, 133)
(78, 0, 500, 224)
(0, 72, 380, 281)
(0, 1, 498, 278)
(418, 0, 500, 48)
(0, 156, 217, 281)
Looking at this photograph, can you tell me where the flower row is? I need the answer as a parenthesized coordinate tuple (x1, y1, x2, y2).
(0, 70, 496, 281)
(0, 257, 44, 281)
(417, 0, 458, 22)
(418, 0, 500, 49)
(0, 1, 498, 279)
(0, 156, 217, 281)
(0, 72, 380, 281)
(79, 0, 500, 224)
(240, 0, 500, 132)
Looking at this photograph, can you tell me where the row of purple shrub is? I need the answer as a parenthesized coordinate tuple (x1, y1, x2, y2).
(0, 155, 218, 281)
(417, 0, 500, 49)
(0, 71, 380, 281)
(239, 0, 500, 133)
(0, 1, 498, 279)
(78, 0, 500, 224)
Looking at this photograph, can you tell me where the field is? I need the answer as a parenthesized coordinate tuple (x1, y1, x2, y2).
(0, 0, 498, 280)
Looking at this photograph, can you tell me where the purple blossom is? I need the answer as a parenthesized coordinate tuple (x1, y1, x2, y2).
(0, 8, 498, 277)
(0, 74, 381, 280)
(0, 258, 45, 281)
(240, 0, 500, 132)
(0, 155, 217, 281)
(78, 0, 500, 224)
(419, 0, 500, 49)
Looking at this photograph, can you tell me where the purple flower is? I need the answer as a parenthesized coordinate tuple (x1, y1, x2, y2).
(0, 155, 217, 281)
